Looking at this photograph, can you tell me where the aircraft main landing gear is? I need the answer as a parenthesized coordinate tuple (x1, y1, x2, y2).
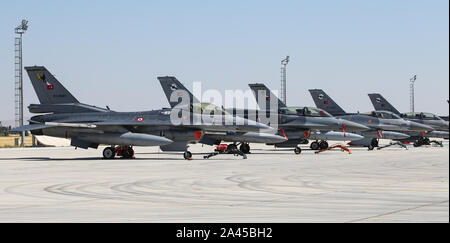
(310, 141, 320, 150)
(103, 146, 135, 159)
(368, 138, 379, 151)
(239, 143, 251, 154)
(319, 141, 329, 150)
(414, 137, 431, 147)
(103, 147, 116, 159)
(294, 146, 302, 155)
(310, 141, 329, 150)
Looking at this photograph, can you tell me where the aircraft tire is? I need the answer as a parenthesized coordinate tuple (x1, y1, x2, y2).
(319, 141, 329, 149)
(413, 141, 422, 147)
(371, 138, 379, 148)
(240, 143, 250, 154)
(310, 142, 320, 150)
(184, 151, 193, 160)
(294, 146, 302, 155)
(103, 147, 116, 160)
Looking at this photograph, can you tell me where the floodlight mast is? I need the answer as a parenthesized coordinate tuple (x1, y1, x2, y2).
(409, 75, 417, 113)
(280, 56, 290, 105)
(14, 19, 28, 146)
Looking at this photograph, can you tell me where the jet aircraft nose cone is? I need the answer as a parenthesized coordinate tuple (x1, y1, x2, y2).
(341, 120, 370, 132)
(266, 133, 288, 143)
(344, 133, 365, 140)
(409, 121, 434, 132)
(157, 136, 175, 146)
(252, 120, 273, 131)
(397, 133, 411, 140)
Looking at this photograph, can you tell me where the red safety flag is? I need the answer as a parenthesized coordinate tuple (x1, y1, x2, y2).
(377, 130, 383, 138)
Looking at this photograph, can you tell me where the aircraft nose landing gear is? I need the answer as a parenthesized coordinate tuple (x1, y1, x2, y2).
(294, 146, 302, 154)
(184, 151, 193, 160)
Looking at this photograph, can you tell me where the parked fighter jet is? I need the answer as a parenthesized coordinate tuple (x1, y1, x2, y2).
(12, 66, 270, 160)
(309, 89, 434, 149)
(248, 84, 371, 151)
(158, 77, 287, 154)
(368, 93, 449, 145)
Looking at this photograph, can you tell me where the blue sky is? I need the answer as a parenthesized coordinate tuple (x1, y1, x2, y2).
(0, 0, 448, 123)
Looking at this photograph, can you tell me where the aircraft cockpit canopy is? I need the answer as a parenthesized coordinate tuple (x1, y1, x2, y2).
(401, 112, 444, 121)
(188, 103, 230, 116)
(280, 107, 333, 117)
(364, 111, 402, 120)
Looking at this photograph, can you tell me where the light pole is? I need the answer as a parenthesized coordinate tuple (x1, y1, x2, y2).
(280, 56, 290, 105)
(410, 75, 417, 113)
(15, 19, 28, 146)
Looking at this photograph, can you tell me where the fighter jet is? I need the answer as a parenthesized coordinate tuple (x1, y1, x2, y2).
(248, 84, 370, 151)
(12, 66, 270, 160)
(368, 93, 449, 145)
(158, 77, 287, 154)
(309, 89, 434, 149)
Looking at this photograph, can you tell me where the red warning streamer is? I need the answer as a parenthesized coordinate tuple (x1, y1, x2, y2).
(282, 129, 289, 141)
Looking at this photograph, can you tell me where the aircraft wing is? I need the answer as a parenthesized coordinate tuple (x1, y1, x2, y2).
(11, 124, 56, 132)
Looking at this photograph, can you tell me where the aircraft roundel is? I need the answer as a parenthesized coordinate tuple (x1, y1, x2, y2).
(136, 117, 144, 122)
(318, 94, 324, 100)
(170, 84, 178, 91)
(376, 98, 381, 103)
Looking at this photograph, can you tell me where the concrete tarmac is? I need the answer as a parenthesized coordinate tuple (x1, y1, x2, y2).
(0, 142, 448, 223)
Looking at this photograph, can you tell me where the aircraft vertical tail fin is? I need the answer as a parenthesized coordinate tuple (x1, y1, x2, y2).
(308, 89, 346, 116)
(25, 66, 79, 104)
(248, 83, 286, 111)
(368, 93, 401, 115)
(158, 77, 200, 108)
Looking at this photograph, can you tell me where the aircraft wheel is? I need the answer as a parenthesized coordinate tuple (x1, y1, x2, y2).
(310, 142, 320, 150)
(319, 141, 329, 149)
(294, 146, 302, 155)
(103, 147, 116, 159)
(371, 138, 379, 148)
(240, 143, 250, 154)
(184, 151, 193, 160)
(413, 141, 422, 147)
(368, 145, 375, 151)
